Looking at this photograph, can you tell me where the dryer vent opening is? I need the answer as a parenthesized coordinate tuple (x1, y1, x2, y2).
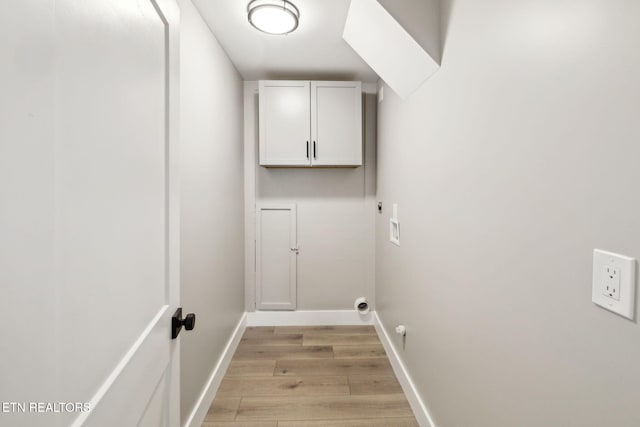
(354, 297, 370, 315)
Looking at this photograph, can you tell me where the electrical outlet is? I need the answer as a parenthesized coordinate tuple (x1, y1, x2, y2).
(592, 249, 636, 319)
(602, 265, 621, 300)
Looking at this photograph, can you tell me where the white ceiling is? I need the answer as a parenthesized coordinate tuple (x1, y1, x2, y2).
(192, 0, 379, 82)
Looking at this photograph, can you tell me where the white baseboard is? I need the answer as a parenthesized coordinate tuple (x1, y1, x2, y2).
(374, 312, 436, 427)
(246, 309, 374, 326)
(183, 312, 247, 427)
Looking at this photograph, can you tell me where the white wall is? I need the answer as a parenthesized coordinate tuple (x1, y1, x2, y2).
(179, 0, 244, 423)
(376, 0, 640, 426)
(244, 81, 377, 311)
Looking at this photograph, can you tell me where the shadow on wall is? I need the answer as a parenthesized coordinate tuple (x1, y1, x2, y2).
(258, 167, 365, 198)
(374, 0, 457, 70)
(439, 0, 456, 62)
(263, 71, 364, 81)
(377, 0, 444, 64)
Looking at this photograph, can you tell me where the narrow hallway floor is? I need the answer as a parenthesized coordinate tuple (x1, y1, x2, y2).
(202, 325, 418, 426)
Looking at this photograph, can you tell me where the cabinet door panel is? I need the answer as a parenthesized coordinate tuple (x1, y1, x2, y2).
(311, 81, 362, 166)
(259, 80, 311, 166)
(256, 204, 297, 310)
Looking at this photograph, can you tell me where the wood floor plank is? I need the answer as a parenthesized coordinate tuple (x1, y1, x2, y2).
(348, 375, 403, 395)
(302, 334, 380, 346)
(235, 394, 413, 421)
(274, 358, 392, 377)
(205, 397, 241, 422)
(215, 325, 416, 426)
(226, 360, 276, 377)
(235, 345, 333, 361)
(242, 327, 275, 337)
(217, 376, 349, 397)
(274, 326, 376, 335)
(202, 422, 277, 427)
(277, 418, 419, 427)
(333, 345, 386, 359)
(240, 334, 302, 346)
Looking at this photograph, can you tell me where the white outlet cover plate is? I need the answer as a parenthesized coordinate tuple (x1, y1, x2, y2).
(592, 249, 636, 319)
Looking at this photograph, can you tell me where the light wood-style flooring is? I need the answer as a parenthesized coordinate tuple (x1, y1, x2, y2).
(202, 325, 418, 427)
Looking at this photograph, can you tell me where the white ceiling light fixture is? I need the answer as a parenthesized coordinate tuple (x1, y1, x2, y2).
(247, 0, 300, 35)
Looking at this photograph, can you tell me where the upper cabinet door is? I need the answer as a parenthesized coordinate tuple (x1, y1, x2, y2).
(259, 80, 311, 166)
(311, 81, 362, 166)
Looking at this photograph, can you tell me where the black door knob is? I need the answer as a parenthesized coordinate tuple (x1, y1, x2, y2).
(171, 308, 196, 339)
(183, 313, 196, 331)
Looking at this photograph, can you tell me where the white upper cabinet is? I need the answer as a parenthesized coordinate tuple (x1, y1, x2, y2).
(259, 80, 362, 167)
(311, 81, 362, 166)
(259, 80, 311, 166)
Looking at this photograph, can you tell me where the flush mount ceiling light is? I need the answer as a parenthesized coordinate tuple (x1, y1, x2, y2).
(248, 0, 300, 35)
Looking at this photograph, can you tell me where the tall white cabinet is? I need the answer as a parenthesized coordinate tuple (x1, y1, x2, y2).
(259, 80, 362, 167)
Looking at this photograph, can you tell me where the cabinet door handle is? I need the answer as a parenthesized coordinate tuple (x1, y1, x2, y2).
(306, 141, 309, 159)
(313, 141, 317, 159)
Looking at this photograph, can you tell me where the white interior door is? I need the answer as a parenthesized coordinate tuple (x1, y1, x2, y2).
(0, 0, 181, 426)
(256, 204, 297, 310)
